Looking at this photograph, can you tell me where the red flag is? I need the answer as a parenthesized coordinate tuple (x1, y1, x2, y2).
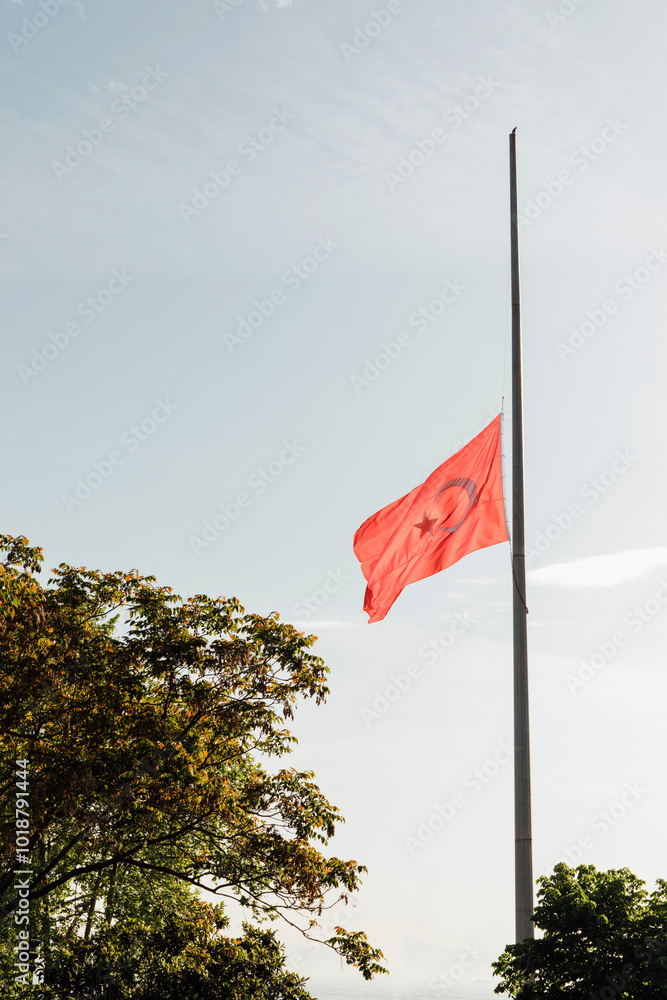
(354, 415, 508, 623)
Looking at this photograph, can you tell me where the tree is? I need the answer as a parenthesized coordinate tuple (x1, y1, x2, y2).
(493, 863, 667, 998)
(0, 534, 386, 992)
(44, 906, 317, 999)
(2, 897, 316, 1000)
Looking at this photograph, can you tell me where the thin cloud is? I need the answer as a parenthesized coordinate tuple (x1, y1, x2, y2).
(527, 548, 667, 588)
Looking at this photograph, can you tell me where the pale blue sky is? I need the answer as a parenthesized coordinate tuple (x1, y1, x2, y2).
(3, 0, 667, 991)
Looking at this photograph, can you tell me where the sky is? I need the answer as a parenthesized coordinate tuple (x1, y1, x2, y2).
(2, 0, 667, 993)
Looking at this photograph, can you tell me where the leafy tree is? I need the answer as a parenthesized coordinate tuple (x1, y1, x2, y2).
(493, 863, 667, 998)
(0, 534, 386, 992)
(1, 906, 315, 999)
(45, 906, 316, 999)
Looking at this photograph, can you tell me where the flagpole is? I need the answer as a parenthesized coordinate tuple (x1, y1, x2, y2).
(509, 128, 534, 943)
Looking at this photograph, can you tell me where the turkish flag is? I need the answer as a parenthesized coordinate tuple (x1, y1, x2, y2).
(354, 415, 508, 622)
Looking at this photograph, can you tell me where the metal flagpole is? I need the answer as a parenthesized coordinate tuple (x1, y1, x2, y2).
(509, 128, 534, 943)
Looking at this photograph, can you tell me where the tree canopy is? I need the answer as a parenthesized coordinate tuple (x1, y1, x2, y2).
(0, 533, 386, 995)
(493, 863, 667, 998)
